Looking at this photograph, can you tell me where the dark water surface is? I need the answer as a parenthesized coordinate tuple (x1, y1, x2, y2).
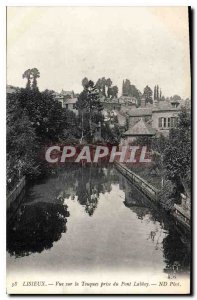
(7, 165, 190, 276)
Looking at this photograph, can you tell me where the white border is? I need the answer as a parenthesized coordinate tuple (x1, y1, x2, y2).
(0, 1, 196, 299)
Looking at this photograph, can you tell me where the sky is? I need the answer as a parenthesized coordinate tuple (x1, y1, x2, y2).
(7, 6, 190, 99)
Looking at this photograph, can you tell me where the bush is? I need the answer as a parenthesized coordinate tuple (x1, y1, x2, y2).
(158, 180, 176, 211)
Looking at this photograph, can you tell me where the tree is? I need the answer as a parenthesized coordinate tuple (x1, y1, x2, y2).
(82, 77, 89, 89)
(154, 86, 157, 100)
(160, 89, 162, 100)
(106, 78, 112, 97)
(101, 77, 106, 97)
(22, 68, 40, 90)
(158, 180, 176, 210)
(7, 92, 40, 189)
(122, 80, 125, 95)
(122, 79, 131, 96)
(22, 69, 32, 89)
(171, 95, 181, 101)
(143, 85, 153, 104)
(156, 85, 159, 100)
(95, 77, 108, 97)
(163, 106, 191, 196)
(77, 80, 103, 142)
(110, 85, 118, 98)
(95, 78, 102, 93)
(31, 68, 40, 90)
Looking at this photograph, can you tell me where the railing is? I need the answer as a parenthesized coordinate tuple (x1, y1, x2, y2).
(115, 162, 159, 202)
(172, 204, 190, 230)
(7, 176, 26, 210)
(115, 162, 190, 231)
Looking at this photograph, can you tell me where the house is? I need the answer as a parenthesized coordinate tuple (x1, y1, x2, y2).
(63, 97, 78, 114)
(53, 89, 78, 114)
(121, 118, 155, 145)
(152, 100, 181, 137)
(61, 90, 75, 99)
(126, 99, 181, 138)
(127, 108, 152, 128)
(100, 97, 121, 111)
(53, 92, 64, 103)
(119, 96, 137, 109)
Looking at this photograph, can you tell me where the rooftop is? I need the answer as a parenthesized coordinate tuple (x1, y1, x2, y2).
(153, 101, 181, 112)
(128, 108, 152, 117)
(119, 96, 137, 103)
(64, 97, 78, 104)
(123, 118, 155, 136)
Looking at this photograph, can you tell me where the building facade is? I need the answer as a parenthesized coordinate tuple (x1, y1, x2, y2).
(126, 100, 181, 138)
(53, 90, 78, 114)
(152, 101, 180, 136)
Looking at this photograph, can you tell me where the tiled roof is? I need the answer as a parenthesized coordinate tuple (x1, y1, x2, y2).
(64, 97, 78, 104)
(152, 101, 181, 112)
(123, 118, 155, 136)
(127, 108, 152, 117)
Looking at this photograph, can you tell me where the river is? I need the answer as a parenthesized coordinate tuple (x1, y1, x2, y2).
(7, 164, 190, 292)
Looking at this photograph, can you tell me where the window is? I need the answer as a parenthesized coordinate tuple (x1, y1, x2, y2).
(163, 118, 166, 128)
(158, 117, 167, 128)
(168, 118, 171, 128)
(66, 104, 68, 109)
(73, 103, 76, 109)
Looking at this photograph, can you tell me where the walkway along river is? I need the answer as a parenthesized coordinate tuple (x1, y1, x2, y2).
(7, 164, 190, 283)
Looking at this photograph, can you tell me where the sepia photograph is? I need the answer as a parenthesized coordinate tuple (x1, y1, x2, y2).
(6, 6, 191, 295)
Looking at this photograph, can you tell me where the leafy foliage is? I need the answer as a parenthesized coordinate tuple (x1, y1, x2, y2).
(77, 80, 103, 142)
(143, 85, 153, 104)
(163, 106, 191, 195)
(7, 82, 79, 190)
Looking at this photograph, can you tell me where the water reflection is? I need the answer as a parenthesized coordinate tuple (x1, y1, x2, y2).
(7, 201, 69, 257)
(75, 166, 118, 216)
(7, 165, 190, 275)
(119, 174, 190, 275)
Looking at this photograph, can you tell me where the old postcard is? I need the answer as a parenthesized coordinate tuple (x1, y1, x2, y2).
(6, 6, 191, 294)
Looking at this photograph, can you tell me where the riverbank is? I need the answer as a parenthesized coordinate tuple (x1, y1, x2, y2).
(127, 164, 162, 190)
(7, 164, 190, 290)
(115, 162, 159, 202)
(115, 161, 190, 231)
